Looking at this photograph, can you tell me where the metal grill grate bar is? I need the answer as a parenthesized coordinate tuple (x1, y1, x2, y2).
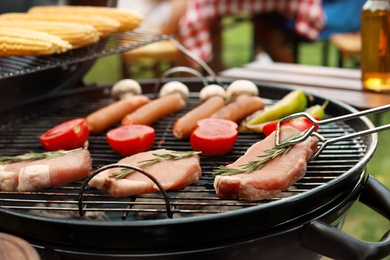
(0, 89, 368, 220)
(0, 32, 169, 79)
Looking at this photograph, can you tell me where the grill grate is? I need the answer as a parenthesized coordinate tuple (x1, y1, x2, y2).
(0, 90, 367, 221)
(0, 31, 169, 79)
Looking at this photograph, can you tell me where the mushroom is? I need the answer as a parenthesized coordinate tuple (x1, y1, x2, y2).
(159, 81, 189, 100)
(199, 84, 227, 102)
(111, 79, 142, 100)
(226, 80, 259, 103)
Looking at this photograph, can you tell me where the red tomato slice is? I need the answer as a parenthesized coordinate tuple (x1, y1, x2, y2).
(262, 120, 280, 136)
(190, 118, 238, 156)
(40, 118, 90, 151)
(262, 116, 319, 136)
(106, 125, 155, 156)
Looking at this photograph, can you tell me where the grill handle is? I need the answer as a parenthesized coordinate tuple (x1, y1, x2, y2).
(301, 175, 390, 260)
(78, 164, 173, 219)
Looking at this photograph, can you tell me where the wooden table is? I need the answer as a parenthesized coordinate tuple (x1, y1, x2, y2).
(219, 62, 390, 111)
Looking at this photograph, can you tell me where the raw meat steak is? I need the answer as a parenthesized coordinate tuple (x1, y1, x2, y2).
(0, 148, 92, 192)
(89, 149, 202, 197)
(214, 127, 318, 200)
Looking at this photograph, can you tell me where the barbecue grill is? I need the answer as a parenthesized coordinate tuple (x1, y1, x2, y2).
(0, 32, 389, 260)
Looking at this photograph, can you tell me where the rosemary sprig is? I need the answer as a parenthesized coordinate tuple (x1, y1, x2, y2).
(111, 151, 201, 179)
(212, 132, 304, 176)
(0, 150, 68, 164)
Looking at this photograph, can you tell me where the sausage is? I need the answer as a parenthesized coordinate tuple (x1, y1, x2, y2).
(173, 96, 226, 139)
(121, 93, 186, 126)
(86, 95, 150, 134)
(211, 95, 264, 122)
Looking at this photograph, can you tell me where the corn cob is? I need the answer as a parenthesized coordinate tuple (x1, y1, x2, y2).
(0, 28, 72, 56)
(29, 6, 143, 32)
(0, 20, 99, 48)
(0, 12, 120, 37)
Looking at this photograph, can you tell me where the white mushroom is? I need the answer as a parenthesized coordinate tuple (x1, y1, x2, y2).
(199, 84, 227, 102)
(226, 80, 259, 103)
(111, 79, 142, 100)
(159, 81, 189, 100)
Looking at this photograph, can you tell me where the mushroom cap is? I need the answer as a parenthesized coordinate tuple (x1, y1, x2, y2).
(226, 80, 258, 103)
(199, 84, 226, 102)
(159, 81, 189, 100)
(111, 79, 142, 100)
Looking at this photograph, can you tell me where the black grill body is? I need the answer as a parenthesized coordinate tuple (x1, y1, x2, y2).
(0, 79, 387, 260)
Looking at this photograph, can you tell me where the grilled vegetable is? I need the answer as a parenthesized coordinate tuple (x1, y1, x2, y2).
(111, 79, 142, 100)
(253, 103, 326, 135)
(199, 84, 226, 101)
(0, 12, 120, 37)
(262, 117, 320, 136)
(0, 20, 99, 48)
(106, 125, 155, 156)
(159, 81, 189, 100)
(29, 6, 143, 32)
(226, 79, 259, 103)
(243, 89, 307, 132)
(0, 27, 71, 56)
(305, 103, 326, 120)
(190, 118, 238, 156)
(40, 118, 90, 151)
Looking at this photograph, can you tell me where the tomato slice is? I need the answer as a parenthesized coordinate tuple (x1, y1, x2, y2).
(40, 118, 90, 151)
(190, 118, 238, 156)
(106, 125, 155, 156)
(262, 116, 319, 136)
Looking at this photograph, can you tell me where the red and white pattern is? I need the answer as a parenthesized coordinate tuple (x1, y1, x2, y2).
(179, 0, 325, 62)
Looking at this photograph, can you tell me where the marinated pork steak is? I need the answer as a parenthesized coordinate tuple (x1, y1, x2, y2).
(89, 149, 202, 197)
(214, 127, 318, 201)
(0, 148, 92, 192)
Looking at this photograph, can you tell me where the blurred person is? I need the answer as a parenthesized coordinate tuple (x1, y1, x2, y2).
(254, 0, 366, 64)
(117, 0, 188, 36)
(319, 0, 366, 40)
(117, 0, 192, 78)
(253, 13, 299, 64)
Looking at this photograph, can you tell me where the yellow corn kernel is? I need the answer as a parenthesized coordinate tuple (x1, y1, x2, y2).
(29, 6, 143, 32)
(0, 12, 120, 37)
(0, 28, 72, 56)
(0, 20, 100, 48)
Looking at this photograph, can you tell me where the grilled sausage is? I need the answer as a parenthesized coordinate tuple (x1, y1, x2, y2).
(173, 95, 226, 139)
(121, 93, 186, 126)
(211, 95, 264, 122)
(86, 95, 150, 134)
